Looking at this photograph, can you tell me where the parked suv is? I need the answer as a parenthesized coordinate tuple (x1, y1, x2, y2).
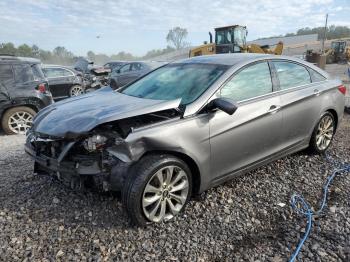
(42, 65, 84, 100)
(0, 56, 53, 135)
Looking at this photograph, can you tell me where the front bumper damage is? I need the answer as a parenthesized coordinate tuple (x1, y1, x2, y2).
(24, 132, 131, 191)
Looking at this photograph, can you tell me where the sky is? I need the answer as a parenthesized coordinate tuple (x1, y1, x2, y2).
(0, 0, 349, 56)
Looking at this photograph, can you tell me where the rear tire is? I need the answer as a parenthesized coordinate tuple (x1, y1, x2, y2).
(69, 85, 84, 97)
(308, 112, 335, 154)
(1, 106, 36, 135)
(122, 154, 192, 226)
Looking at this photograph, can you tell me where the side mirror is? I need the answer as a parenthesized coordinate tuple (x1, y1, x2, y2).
(116, 69, 121, 74)
(208, 98, 238, 115)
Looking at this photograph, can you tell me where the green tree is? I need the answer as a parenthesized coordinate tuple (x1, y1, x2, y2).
(0, 42, 16, 55)
(17, 44, 33, 57)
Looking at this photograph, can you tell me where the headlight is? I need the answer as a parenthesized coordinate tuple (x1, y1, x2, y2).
(83, 135, 107, 152)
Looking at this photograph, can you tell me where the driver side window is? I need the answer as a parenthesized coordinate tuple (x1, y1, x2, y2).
(220, 62, 273, 102)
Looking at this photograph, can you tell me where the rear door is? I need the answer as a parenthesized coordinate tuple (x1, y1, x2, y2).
(271, 60, 323, 149)
(209, 61, 283, 180)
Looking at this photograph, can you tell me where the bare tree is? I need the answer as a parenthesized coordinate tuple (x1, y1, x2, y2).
(166, 27, 189, 50)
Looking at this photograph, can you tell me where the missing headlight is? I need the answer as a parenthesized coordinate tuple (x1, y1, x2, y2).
(83, 135, 107, 152)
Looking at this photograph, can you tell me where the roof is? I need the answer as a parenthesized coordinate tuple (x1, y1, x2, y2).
(214, 25, 246, 31)
(105, 61, 126, 64)
(0, 55, 41, 63)
(176, 53, 272, 66)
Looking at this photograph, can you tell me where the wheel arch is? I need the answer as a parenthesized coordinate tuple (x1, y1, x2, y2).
(140, 150, 202, 195)
(1, 103, 39, 121)
(326, 108, 338, 130)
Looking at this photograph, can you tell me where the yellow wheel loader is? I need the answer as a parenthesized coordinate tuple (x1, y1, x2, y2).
(189, 25, 283, 57)
(326, 40, 350, 64)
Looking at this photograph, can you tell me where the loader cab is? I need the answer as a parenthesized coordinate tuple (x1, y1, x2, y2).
(331, 41, 346, 54)
(214, 25, 247, 54)
(330, 40, 349, 63)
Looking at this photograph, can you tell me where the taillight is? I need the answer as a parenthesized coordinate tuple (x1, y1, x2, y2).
(337, 85, 346, 95)
(36, 83, 46, 93)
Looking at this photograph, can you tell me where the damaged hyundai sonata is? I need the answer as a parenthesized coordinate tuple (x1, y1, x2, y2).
(25, 54, 345, 225)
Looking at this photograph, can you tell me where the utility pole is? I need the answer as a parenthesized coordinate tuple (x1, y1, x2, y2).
(321, 13, 328, 54)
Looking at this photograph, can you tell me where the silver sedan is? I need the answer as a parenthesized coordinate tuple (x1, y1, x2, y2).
(25, 54, 345, 225)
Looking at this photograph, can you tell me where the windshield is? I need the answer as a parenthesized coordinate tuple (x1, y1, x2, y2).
(216, 27, 247, 46)
(120, 63, 229, 105)
(216, 29, 232, 44)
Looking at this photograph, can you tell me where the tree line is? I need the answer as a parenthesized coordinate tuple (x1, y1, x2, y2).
(258, 25, 350, 40)
(0, 27, 189, 65)
(0, 42, 178, 65)
(286, 25, 350, 40)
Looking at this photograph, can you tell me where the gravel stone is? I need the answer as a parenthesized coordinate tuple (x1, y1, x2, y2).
(0, 115, 349, 261)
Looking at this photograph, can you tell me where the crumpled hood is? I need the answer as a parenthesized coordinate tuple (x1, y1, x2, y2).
(32, 87, 180, 138)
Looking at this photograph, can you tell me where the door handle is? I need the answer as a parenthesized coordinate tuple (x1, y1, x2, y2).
(314, 89, 320, 96)
(268, 105, 280, 113)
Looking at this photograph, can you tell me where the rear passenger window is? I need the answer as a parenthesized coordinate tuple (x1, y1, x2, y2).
(273, 61, 311, 89)
(220, 62, 272, 101)
(61, 69, 73, 76)
(43, 68, 72, 77)
(0, 64, 14, 87)
(309, 68, 326, 82)
(32, 64, 45, 81)
(13, 64, 34, 83)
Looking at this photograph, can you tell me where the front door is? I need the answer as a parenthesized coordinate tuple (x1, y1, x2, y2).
(209, 61, 283, 180)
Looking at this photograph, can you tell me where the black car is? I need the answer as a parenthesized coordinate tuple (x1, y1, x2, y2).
(0, 55, 53, 135)
(42, 65, 84, 100)
(109, 61, 166, 89)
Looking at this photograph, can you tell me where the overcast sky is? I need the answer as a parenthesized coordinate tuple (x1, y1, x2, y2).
(0, 0, 349, 56)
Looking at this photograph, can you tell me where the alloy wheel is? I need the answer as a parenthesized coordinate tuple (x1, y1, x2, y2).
(142, 165, 189, 223)
(70, 85, 84, 97)
(8, 111, 33, 134)
(315, 115, 334, 151)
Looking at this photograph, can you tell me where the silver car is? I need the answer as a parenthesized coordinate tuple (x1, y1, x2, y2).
(25, 54, 345, 225)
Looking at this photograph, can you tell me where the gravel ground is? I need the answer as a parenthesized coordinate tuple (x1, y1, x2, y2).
(0, 115, 349, 261)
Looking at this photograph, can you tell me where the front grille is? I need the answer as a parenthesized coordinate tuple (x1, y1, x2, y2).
(35, 141, 65, 158)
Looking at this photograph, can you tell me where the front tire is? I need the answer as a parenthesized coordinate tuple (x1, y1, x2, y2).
(308, 112, 335, 154)
(122, 154, 192, 226)
(1, 106, 36, 135)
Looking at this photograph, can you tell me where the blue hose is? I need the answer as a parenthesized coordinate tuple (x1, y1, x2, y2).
(288, 154, 350, 262)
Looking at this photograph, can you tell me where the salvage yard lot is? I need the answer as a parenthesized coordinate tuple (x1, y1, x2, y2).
(0, 114, 349, 261)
